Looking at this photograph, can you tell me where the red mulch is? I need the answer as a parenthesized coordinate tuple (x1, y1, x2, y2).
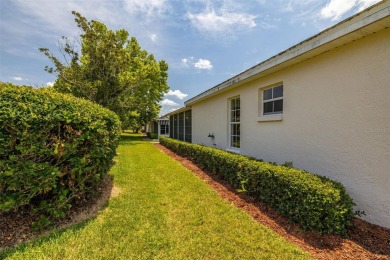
(1, 145, 389, 259)
(154, 143, 390, 260)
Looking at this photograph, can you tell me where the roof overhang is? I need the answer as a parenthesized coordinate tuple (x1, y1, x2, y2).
(185, 1, 390, 106)
(163, 106, 192, 117)
(157, 116, 169, 121)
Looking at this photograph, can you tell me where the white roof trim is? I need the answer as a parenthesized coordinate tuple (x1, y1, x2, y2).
(185, 1, 390, 106)
(163, 106, 191, 116)
(157, 116, 169, 121)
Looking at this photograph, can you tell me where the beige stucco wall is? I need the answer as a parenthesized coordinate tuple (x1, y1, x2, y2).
(191, 27, 390, 228)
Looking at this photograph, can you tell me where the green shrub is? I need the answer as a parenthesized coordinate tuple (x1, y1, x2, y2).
(146, 132, 158, 139)
(0, 83, 121, 219)
(160, 136, 355, 235)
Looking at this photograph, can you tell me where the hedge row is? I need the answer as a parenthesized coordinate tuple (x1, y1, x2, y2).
(160, 136, 355, 235)
(0, 83, 121, 219)
(146, 132, 158, 139)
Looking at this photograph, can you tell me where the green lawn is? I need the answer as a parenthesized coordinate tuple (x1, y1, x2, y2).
(1, 134, 308, 259)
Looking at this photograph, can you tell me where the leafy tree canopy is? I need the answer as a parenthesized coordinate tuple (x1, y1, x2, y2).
(40, 11, 169, 129)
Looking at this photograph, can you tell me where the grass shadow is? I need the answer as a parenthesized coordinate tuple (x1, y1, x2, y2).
(0, 217, 97, 258)
(119, 133, 146, 145)
(0, 174, 114, 257)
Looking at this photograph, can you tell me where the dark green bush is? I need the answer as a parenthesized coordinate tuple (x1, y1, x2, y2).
(146, 132, 158, 139)
(0, 83, 121, 219)
(160, 136, 355, 235)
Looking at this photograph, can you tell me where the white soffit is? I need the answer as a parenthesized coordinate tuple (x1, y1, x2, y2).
(164, 106, 191, 116)
(185, 1, 390, 106)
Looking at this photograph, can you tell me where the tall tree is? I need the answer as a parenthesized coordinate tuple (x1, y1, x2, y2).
(40, 11, 169, 127)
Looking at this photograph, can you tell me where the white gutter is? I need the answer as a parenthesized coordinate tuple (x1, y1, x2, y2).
(185, 1, 390, 106)
(163, 106, 192, 117)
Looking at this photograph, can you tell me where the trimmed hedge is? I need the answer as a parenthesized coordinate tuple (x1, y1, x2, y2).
(146, 132, 158, 139)
(160, 136, 355, 235)
(0, 83, 121, 219)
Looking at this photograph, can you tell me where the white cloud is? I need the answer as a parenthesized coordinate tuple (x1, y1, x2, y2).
(187, 8, 256, 33)
(181, 57, 213, 70)
(357, 0, 381, 11)
(181, 58, 191, 67)
(280, 0, 320, 13)
(161, 99, 179, 106)
(46, 82, 54, 86)
(320, 0, 357, 20)
(149, 33, 158, 42)
(12, 0, 119, 37)
(165, 90, 188, 100)
(8, 0, 168, 43)
(160, 107, 178, 116)
(124, 0, 168, 17)
(194, 59, 213, 70)
(13, 76, 23, 81)
(320, 0, 380, 21)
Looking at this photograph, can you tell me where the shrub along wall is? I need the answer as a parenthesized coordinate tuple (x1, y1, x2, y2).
(160, 136, 355, 235)
(0, 83, 121, 220)
(146, 132, 158, 139)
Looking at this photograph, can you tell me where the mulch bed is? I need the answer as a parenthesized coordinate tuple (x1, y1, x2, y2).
(1, 144, 389, 259)
(154, 143, 390, 260)
(0, 175, 114, 252)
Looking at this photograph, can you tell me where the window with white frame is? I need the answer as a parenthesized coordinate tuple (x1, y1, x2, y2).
(230, 97, 240, 149)
(160, 124, 169, 135)
(262, 85, 283, 115)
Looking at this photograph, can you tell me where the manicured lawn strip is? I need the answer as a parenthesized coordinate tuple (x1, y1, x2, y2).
(1, 134, 308, 259)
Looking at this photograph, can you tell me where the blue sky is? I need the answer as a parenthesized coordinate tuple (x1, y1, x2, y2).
(0, 0, 381, 115)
